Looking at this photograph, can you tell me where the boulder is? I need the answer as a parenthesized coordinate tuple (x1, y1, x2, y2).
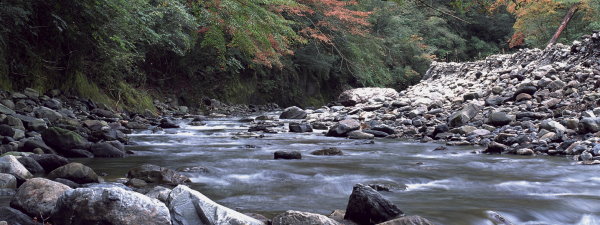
(448, 104, 481, 127)
(47, 162, 99, 184)
(486, 112, 513, 127)
(22, 139, 55, 154)
(513, 86, 537, 99)
(0, 206, 37, 225)
(274, 151, 302, 160)
(540, 119, 566, 133)
(0, 124, 14, 137)
(145, 186, 172, 203)
(127, 164, 190, 185)
(272, 210, 341, 225)
(327, 119, 361, 137)
(29, 154, 69, 172)
(348, 130, 375, 139)
(2, 115, 24, 130)
(0, 173, 16, 189)
(42, 127, 87, 151)
(280, 106, 307, 119)
(338, 88, 399, 106)
(89, 142, 124, 158)
(311, 147, 343, 156)
(62, 148, 95, 158)
(363, 129, 389, 137)
(344, 184, 403, 225)
(484, 142, 507, 154)
(159, 118, 180, 128)
(51, 186, 172, 225)
(0, 103, 16, 115)
(91, 108, 116, 118)
(17, 157, 45, 175)
(23, 88, 39, 98)
(33, 106, 63, 123)
(167, 185, 264, 225)
(10, 178, 71, 218)
(0, 155, 32, 179)
(289, 123, 313, 133)
(371, 125, 396, 135)
(579, 117, 600, 133)
(375, 216, 434, 225)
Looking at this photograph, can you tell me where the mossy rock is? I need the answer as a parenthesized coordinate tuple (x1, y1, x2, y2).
(42, 127, 88, 152)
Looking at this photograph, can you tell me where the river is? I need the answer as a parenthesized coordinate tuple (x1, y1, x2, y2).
(12, 114, 600, 224)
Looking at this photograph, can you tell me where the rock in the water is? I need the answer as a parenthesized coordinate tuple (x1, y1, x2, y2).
(375, 215, 434, 225)
(272, 210, 341, 225)
(274, 151, 302, 160)
(0, 206, 37, 225)
(348, 130, 375, 139)
(484, 142, 507, 154)
(487, 112, 513, 127)
(159, 118, 180, 128)
(89, 142, 124, 158)
(47, 162, 99, 184)
(0, 173, 16, 189)
(29, 154, 69, 172)
(289, 122, 313, 133)
(280, 106, 307, 119)
(516, 148, 534, 156)
(311, 147, 343, 156)
(344, 184, 403, 225)
(42, 127, 87, 151)
(326, 119, 361, 137)
(0, 155, 32, 179)
(338, 88, 399, 106)
(51, 186, 172, 225)
(10, 178, 71, 218)
(127, 164, 190, 185)
(167, 185, 264, 225)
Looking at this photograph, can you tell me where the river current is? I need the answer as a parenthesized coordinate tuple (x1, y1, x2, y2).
(11, 114, 600, 224)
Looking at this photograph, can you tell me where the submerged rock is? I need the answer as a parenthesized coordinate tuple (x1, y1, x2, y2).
(311, 147, 343, 156)
(274, 151, 302, 160)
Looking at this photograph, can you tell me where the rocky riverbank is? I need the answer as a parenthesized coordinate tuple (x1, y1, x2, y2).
(274, 31, 600, 165)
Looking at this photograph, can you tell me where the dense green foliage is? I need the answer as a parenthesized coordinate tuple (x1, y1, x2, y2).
(0, 0, 598, 110)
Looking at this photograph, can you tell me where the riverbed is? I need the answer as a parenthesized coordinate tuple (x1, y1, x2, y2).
(52, 115, 600, 224)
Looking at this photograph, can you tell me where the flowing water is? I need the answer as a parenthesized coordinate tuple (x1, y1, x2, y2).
(6, 114, 600, 224)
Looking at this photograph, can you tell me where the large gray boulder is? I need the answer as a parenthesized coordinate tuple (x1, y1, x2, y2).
(579, 117, 600, 133)
(0, 155, 32, 179)
(42, 127, 88, 151)
(279, 106, 307, 119)
(127, 164, 190, 185)
(344, 184, 403, 225)
(47, 162, 99, 184)
(10, 178, 71, 218)
(338, 88, 399, 106)
(326, 119, 361, 137)
(51, 186, 172, 225)
(167, 185, 264, 225)
(29, 154, 69, 172)
(272, 210, 341, 225)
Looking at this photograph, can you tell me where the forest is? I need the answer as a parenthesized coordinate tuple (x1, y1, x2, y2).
(1, 0, 599, 111)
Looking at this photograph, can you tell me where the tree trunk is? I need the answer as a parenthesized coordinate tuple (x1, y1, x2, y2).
(546, 3, 580, 49)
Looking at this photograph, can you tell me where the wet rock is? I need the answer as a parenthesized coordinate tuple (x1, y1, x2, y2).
(311, 147, 343, 156)
(363, 129, 389, 137)
(484, 142, 507, 154)
(348, 130, 375, 139)
(159, 118, 180, 128)
(125, 121, 149, 129)
(0, 155, 32, 179)
(42, 127, 87, 151)
(89, 142, 124, 158)
(487, 112, 513, 127)
(371, 125, 396, 135)
(326, 119, 360, 137)
(280, 106, 307, 119)
(344, 183, 403, 225)
(167, 185, 264, 225)
(10, 178, 71, 218)
(272, 210, 341, 225)
(62, 148, 94, 158)
(289, 122, 313, 133)
(127, 164, 190, 185)
(339, 88, 399, 106)
(52, 186, 172, 225)
(0, 206, 38, 225)
(375, 215, 434, 225)
(17, 157, 45, 175)
(274, 151, 302, 160)
(0, 173, 16, 189)
(47, 162, 99, 184)
(145, 186, 172, 203)
(516, 148, 534, 156)
(29, 154, 69, 172)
